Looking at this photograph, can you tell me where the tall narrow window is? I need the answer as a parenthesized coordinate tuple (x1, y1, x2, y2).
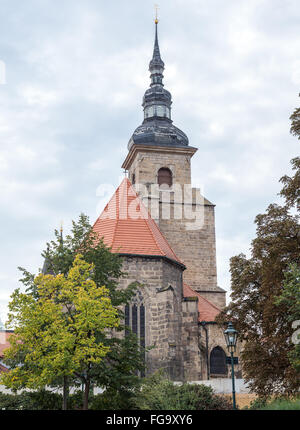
(140, 304, 145, 348)
(140, 304, 145, 377)
(210, 346, 227, 375)
(158, 167, 172, 187)
(124, 294, 146, 377)
(132, 304, 138, 336)
(125, 304, 130, 337)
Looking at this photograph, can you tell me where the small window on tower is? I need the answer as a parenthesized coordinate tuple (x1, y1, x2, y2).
(158, 167, 172, 187)
(132, 173, 136, 184)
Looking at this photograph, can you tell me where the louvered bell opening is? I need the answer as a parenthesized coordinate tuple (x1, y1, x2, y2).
(158, 167, 172, 187)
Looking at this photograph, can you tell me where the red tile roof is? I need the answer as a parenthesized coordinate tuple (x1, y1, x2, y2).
(183, 283, 221, 322)
(0, 331, 13, 357)
(92, 178, 183, 266)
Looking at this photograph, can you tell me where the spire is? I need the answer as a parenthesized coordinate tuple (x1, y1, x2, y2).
(149, 20, 165, 87)
(127, 19, 189, 150)
(149, 20, 165, 78)
(142, 20, 172, 122)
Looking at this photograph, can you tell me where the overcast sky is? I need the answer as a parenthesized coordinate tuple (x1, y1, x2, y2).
(0, 0, 299, 325)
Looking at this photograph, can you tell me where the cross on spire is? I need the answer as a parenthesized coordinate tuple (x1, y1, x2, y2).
(154, 4, 159, 24)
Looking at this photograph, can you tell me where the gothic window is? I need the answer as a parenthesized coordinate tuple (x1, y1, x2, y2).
(132, 173, 136, 185)
(210, 346, 227, 375)
(158, 167, 172, 187)
(125, 302, 130, 337)
(124, 291, 145, 376)
(132, 305, 138, 335)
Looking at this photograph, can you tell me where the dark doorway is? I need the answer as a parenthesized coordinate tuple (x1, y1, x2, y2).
(210, 346, 227, 375)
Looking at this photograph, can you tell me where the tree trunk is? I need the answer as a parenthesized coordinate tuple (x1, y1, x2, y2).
(83, 378, 90, 410)
(63, 376, 69, 410)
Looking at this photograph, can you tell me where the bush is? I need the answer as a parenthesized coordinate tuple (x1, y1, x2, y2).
(261, 397, 300, 410)
(90, 389, 137, 410)
(0, 390, 62, 410)
(0, 392, 24, 410)
(245, 397, 268, 410)
(132, 372, 233, 410)
(246, 396, 300, 410)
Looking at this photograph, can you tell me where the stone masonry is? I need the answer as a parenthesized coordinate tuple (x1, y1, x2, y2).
(122, 144, 226, 309)
(117, 255, 202, 381)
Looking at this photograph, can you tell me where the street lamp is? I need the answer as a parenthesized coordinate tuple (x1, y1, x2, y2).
(224, 322, 238, 409)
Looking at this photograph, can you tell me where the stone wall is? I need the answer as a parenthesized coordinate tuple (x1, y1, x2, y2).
(198, 323, 243, 380)
(118, 255, 187, 380)
(128, 148, 193, 188)
(181, 298, 202, 381)
(126, 146, 226, 309)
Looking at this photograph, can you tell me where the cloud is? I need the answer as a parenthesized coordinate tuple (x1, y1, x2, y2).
(0, 0, 299, 321)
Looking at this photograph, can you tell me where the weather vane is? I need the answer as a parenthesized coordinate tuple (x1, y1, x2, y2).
(154, 4, 159, 24)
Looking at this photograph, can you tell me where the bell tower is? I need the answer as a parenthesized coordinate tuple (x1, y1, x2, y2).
(122, 20, 226, 308)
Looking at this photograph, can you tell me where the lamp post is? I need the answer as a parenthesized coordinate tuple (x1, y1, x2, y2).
(224, 322, 238, 410)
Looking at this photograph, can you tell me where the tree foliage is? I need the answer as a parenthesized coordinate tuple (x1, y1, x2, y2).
(290, 94, 300, 141)
(4, 214, 146, 408)
(276, 263, 300, 373)
(1, 255, 120, 409)
(216, 98, 300, 397)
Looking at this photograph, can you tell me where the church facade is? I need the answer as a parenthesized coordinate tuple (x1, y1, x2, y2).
(92, 22, 242, 381)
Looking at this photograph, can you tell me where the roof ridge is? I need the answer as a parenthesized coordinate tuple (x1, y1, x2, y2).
(92, 177, 183, 265)
(183, 282, 221, 311)
(140, 202, 165, 257)
(126, 178, 181, 262)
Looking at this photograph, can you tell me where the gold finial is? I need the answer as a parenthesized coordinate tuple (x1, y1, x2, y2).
(60, 220, 63, 234)
(154, 4, 159, 24)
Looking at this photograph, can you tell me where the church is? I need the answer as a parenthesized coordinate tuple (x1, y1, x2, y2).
(91, 20, 242, 382)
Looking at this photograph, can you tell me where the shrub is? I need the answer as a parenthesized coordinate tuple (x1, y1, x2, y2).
(246, 397, 268, 410)
(89, 389, 137, 410)
(68, 391, 85, 410)
(132, 372, 233, 410)
(0, 390, 62, 410)
(0, 392, 24, 410)
(246, 396, 300, 410)
(261, 397, 300, 410)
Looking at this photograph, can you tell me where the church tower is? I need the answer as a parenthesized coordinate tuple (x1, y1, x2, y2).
(122, 21, 226, 309)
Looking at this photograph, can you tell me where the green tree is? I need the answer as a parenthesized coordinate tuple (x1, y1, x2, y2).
(216, 98, 300, 397)
(289, 94, 300, 142)
(10, 214, 146, 407)
(1, 255, 119, 410)
(275, 263, 300, 373)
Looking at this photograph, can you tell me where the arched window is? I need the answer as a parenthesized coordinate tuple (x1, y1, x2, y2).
(158, 167, 172, 187)
(210, 346, 227, 375)
(125, 291, 145, 377)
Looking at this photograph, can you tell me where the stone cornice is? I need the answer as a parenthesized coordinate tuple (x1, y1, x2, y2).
(122, 144, 198, 170)
(119, 252, 186, 271)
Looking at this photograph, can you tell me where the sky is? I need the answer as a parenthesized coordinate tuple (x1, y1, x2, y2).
(0, 0, 299, 325)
